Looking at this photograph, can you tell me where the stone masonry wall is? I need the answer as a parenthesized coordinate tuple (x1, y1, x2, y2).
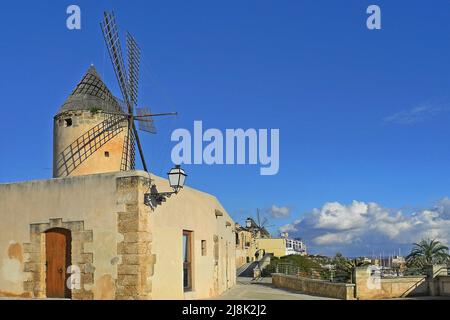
(353, 267, 427, 299)
(272, 274, 355, 300)
(115, 175, 155, 299)
(23, 218, 94, 299)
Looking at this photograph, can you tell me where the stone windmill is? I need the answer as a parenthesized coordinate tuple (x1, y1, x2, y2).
(53, 11, 176, 178)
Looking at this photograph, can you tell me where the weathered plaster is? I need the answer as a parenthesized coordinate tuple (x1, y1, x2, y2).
(0, 171, 236, 300)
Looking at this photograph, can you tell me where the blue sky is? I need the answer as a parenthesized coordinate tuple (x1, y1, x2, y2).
(1, 0, 450, 256)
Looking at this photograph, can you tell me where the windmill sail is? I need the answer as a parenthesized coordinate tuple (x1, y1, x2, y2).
(101, 11, 143, 170)
(136, 107, 157, 134)
(100, 11, 130, 107)
(126, 31, 141, 107)
(121, 128, 136, 171)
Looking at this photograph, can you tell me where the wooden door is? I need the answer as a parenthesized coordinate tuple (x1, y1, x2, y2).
(46, 229, 71, 298)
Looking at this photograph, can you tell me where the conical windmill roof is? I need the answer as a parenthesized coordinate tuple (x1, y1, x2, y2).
(58, 65, 124, 114)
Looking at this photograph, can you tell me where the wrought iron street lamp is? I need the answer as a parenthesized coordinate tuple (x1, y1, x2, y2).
(167, 165, 187, 194)
(144, 165, 187, 208)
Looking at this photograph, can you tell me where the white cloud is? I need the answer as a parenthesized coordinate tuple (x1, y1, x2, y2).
(280, 198, 450, 256)
(314, 232, 356, 245)
(279, 219, 302, 232)
(383, 104, 448, 125)
(267, 205, 291, 218)
(313, 201, 368, 230)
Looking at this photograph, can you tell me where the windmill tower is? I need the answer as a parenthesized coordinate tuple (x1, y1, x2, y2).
(53, 11, 175, 178)
(245, 209, 273, 239)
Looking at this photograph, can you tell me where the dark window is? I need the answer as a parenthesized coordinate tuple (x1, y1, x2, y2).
(201, 240, 207, 256)
(64, 118, 72, 127)
(104, 151, 110, 158)
(183, 231, 193, 290)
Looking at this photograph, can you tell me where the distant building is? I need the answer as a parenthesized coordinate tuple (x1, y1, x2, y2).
(359, 257, 372, 264)
(371, 255, 406, 268)
(244, 217, 271, 238)
(235, 224, 256, 268)
(257, 236, 306, 258)
(285, 238, 307, 256)
(235, 221, 307, 268)
(391, 256, 406, 267)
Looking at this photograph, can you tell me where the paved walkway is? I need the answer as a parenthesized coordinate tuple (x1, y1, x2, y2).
(214, 277, 337, 300)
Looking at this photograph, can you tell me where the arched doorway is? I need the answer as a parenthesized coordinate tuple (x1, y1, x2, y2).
(45, 228, 72, 298)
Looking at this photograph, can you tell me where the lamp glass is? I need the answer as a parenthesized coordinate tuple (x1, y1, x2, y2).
(168, 165, 187, 191)
(178, 173, 186, 188)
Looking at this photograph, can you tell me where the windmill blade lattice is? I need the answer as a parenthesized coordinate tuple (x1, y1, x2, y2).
(136, 107, 157, 134)
(101, 11, 130, 108)
(121, 127, 136, 171)
(126, 31, 141, 108)
(101, 11, 144, 170)
(100, 10, 177, 173)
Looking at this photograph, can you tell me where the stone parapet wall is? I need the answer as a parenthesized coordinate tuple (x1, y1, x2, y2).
(272, 273, 355, 300)
(353, 267, 428, 299)
(435, 276, 450, 296)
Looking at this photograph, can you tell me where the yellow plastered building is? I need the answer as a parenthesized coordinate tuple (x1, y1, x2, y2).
(0, 66, 236, 300)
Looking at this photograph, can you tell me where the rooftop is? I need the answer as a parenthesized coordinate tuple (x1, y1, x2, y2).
(57, 65, 124, 114)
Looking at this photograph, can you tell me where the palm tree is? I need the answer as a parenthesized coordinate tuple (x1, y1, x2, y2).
(333, 254, 370, 272)
(332, 253, 369, 283)
(406, 239, 450, 268)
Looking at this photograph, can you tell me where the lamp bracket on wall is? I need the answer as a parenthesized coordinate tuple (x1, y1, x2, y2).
(144, 185, 177, 208)
(143, 165, 187, 209)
